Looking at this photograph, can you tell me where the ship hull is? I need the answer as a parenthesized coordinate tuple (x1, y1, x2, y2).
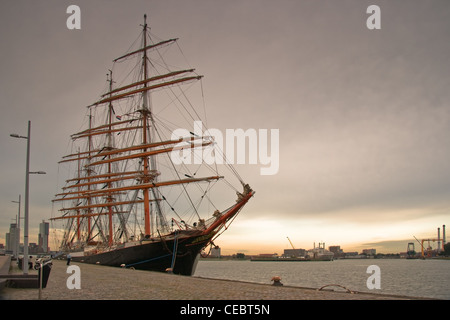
(70, 231, 213, 276)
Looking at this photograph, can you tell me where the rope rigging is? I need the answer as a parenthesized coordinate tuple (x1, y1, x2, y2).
(52, 16, 252, 260)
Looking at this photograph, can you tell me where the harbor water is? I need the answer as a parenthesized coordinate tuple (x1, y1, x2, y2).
(194, 258, 450, 299)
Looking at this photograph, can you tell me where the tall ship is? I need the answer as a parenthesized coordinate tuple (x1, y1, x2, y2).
(50, 15, 254, 276)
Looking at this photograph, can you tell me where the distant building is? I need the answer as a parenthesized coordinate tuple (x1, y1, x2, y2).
(29, 243, 39, 254)
(5, 233, 10, 251)
(329, 246, 345, 258)
(6, 223, 18, 257)
(235, 253, 246, 259)
(38, 221, 49, 253)
(283, 248, 305, 258)
(210, 246, 221, 258)
(345, 252, 359, 257)
(362, 249, 376, 256)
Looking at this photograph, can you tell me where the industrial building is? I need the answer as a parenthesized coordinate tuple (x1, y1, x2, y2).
(416, 224, 446, 258)
(282, 248, 306, 258)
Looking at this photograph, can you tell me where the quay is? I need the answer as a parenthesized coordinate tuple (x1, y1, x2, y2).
(1, 259, 426, 300)
(0, 256, 11, 290)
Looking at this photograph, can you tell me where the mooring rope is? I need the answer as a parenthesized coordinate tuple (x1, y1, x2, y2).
(170, 231, 179, 270)
(317, 284, 355, 294)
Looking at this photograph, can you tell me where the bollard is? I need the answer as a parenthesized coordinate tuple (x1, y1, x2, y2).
(271, 276, 283, 286)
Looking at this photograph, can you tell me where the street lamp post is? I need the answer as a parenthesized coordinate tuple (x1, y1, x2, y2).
(10, 121, 46, 274)
(12, 195, 21, 259)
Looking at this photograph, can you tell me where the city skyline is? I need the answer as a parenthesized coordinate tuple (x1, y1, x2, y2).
(2, 220, 50, 255)
(1, 1, 450, 255)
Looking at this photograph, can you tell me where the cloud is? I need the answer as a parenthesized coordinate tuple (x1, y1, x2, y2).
(1, 1, 450, 254)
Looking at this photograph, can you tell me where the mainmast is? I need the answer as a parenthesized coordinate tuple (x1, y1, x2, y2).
(107, 70, 114, 245)
(141, 14, 152, 237)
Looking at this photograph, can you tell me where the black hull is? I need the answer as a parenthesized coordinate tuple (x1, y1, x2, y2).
(71, 232, 213, 276)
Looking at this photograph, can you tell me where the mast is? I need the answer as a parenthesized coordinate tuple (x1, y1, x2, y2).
(107, 70, 114, 246)
(141, 14, 152, 237)
(86, 109, 92, 242)
(76, 150, 81, 242)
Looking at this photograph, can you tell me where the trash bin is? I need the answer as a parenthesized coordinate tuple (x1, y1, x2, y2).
(36, 259, 53, 289)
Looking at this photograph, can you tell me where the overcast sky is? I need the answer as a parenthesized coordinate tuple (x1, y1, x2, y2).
(1, 0, 449, 254)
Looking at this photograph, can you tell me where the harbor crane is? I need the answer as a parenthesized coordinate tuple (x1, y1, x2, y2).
(287, 237, 296, 250)
(420, 239, 439, 257)
(413, 235, 439, 258)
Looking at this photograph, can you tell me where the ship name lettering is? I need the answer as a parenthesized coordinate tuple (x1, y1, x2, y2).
(192, 234, 212, 244)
